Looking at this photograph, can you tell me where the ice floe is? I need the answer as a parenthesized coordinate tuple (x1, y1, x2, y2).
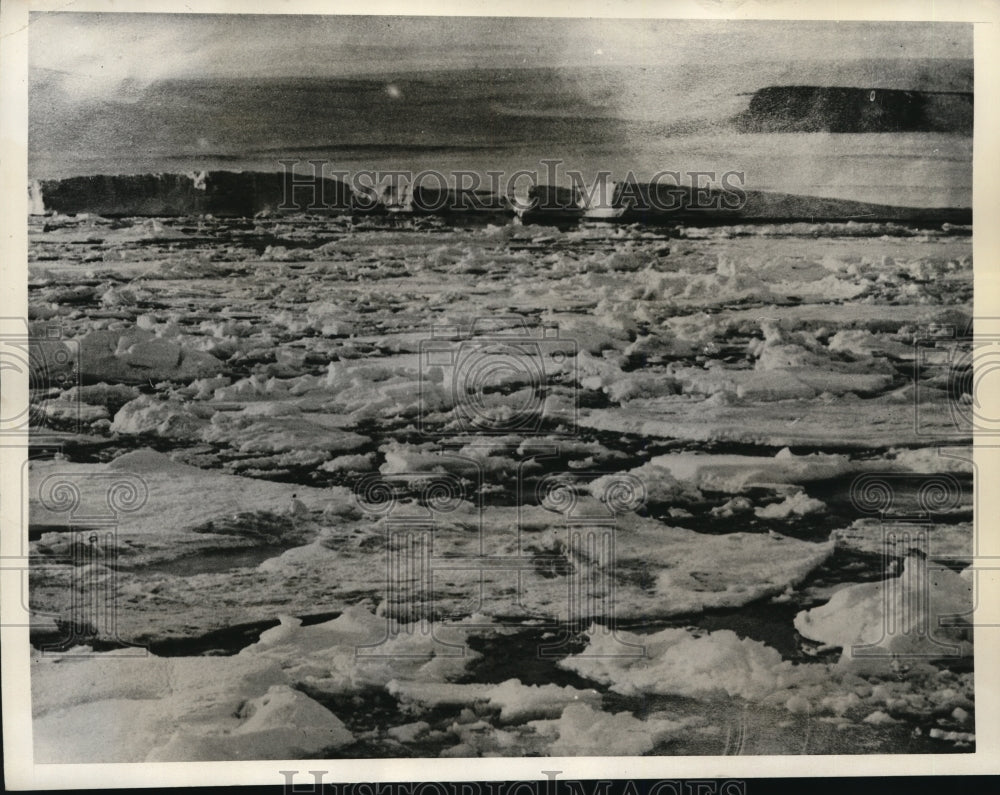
(32, 651, 351, 762)
(25, 210, 975, 758)
(794, 554, 973, 665)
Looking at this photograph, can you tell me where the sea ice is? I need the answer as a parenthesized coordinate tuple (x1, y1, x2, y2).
(32, 651, 351, 762)
(75, 327, 225, 383)
(30, 449, 344, 544)
(239, 605, 480, 694)
(387, 678, 602, 722)
(754, 491, 827, 519)
(646, 448, 853, 492)
(794, 555, 973, 665)
(528, 703, 693, 756)
(559, 626, 821, 701)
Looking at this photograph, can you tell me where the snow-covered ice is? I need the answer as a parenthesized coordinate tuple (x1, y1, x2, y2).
(26, 214, 975, 758)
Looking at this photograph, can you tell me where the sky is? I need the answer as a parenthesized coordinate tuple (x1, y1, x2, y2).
(26, 13, 973, 207)
(29, 13, 973, 96)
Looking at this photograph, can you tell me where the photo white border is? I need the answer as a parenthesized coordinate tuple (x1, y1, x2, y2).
(2, 0, 998, 788)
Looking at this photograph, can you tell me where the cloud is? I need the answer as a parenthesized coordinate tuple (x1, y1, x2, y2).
(30, 13, 218, 99)
(29, 13, 972, 104)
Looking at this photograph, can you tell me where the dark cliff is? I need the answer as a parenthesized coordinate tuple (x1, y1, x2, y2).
(38, 171, 354, 217)
(735, 86, 972, 134)
(30, 172, 970, 225)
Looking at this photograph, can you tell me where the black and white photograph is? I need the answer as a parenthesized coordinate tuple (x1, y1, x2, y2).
(1, 0, 998, 786)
